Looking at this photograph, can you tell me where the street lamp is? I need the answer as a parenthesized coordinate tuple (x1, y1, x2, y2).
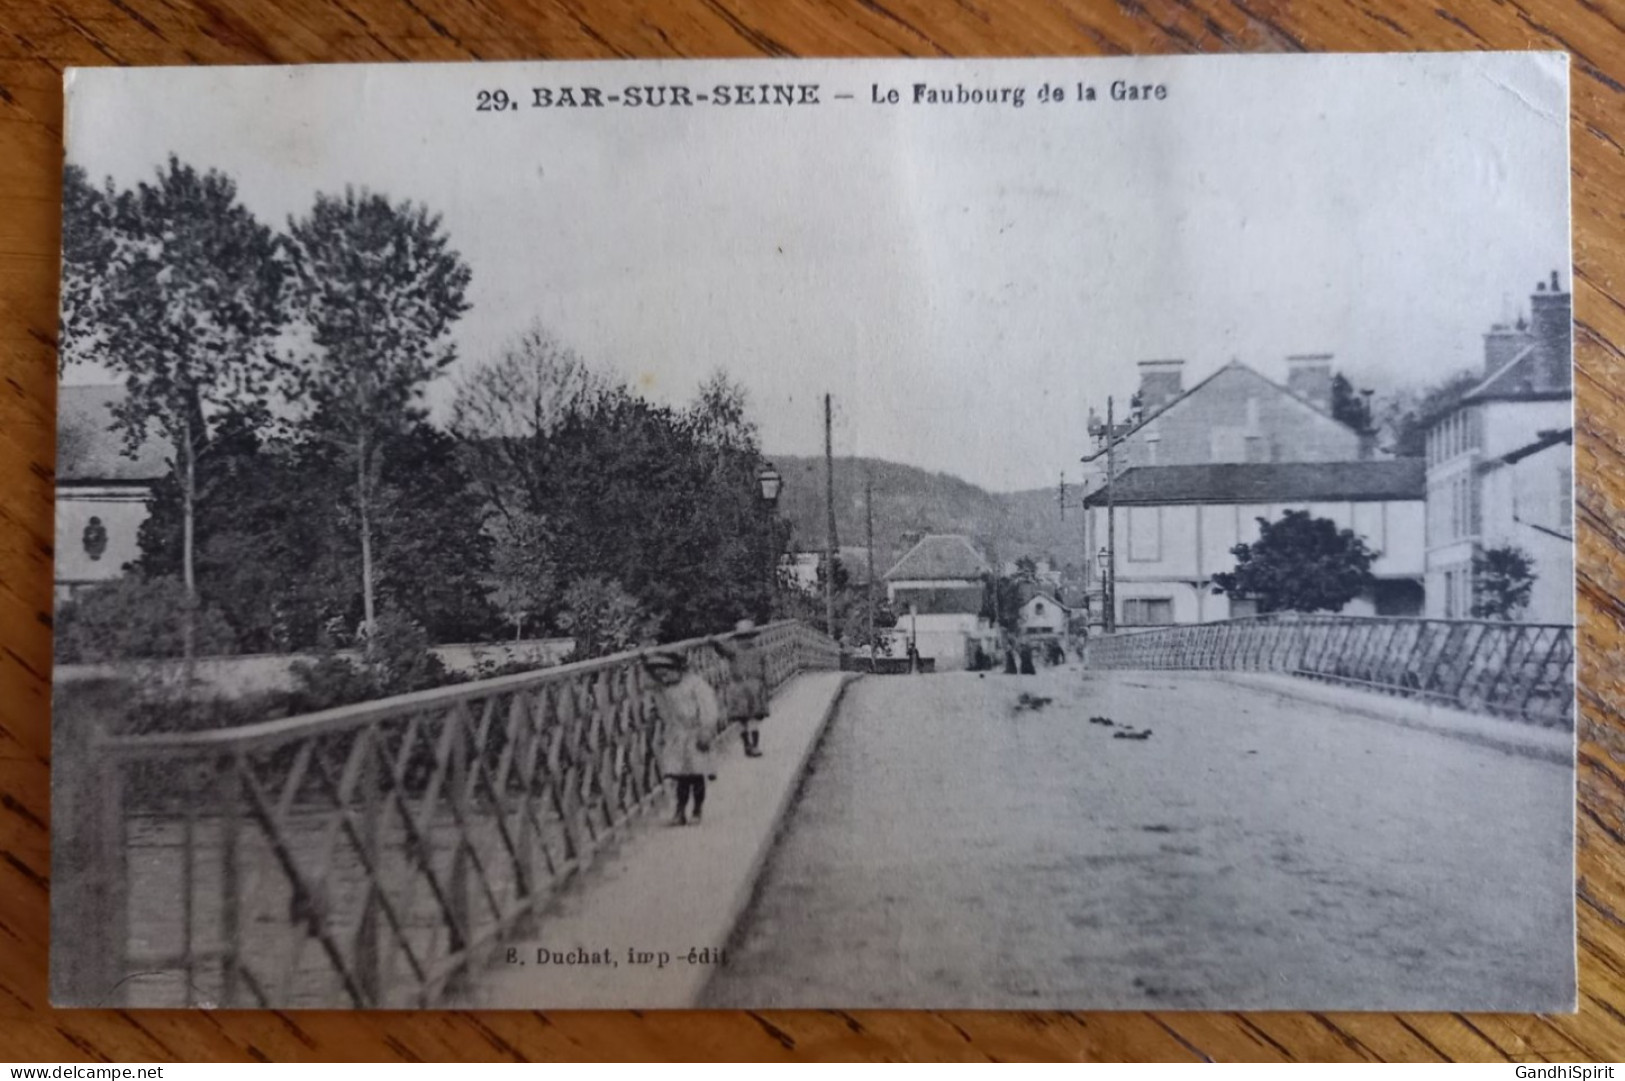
(757, 462, 784, 618)
(756, 462, 783, 505)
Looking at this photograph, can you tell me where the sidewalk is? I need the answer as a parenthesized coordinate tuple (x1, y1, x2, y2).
(1205, 670, 1573, 765)
(465, 669, 857, 1008)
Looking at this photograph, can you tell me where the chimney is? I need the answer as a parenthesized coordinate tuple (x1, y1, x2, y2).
(1136, 359, 1185, 415)
(1484, 321, 1531, 377)
(1285, 354, 1334, 413)
(1528, 269, 1572, 393)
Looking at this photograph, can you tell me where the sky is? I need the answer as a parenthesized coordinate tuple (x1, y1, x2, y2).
(62, 54, 1569, 492)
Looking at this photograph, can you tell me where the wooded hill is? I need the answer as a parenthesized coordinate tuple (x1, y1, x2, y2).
(768, 455, 1088, 577)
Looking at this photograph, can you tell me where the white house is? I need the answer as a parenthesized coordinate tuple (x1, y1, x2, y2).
(1424, 272, 1573, 623)
(1017, 593, 1069, 636)
(1082, 460, 1426, 627)
(54, 385, 170, 600)
(882, 533, 996, 670)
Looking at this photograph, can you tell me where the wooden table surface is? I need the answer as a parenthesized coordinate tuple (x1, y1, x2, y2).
(2, 0, 1622, 1063)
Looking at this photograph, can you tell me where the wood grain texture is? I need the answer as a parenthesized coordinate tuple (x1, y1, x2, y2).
(1, 0, 1621, 1062)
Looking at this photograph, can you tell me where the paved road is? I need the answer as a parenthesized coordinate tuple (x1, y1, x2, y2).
(704, 667, 1573, 1010)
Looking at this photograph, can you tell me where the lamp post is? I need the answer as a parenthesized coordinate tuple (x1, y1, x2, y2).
(756, 462, 783, 617)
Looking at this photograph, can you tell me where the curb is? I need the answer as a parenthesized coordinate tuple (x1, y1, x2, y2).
(694, 670, 861, 1006)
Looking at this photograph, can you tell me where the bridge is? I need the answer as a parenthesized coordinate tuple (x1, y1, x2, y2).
(53, 615, 1574, 1010)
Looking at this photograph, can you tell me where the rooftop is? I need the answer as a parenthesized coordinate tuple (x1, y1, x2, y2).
(1080, 359, 1357, 463)
(1080, 460, 1425, 507)
(1464, 344, 1572, 404)
(883, 534, 989, 582)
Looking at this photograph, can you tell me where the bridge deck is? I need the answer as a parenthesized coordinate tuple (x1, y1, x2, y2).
(464, 670, 855, 1008)
(705, 666, 1574, 1011)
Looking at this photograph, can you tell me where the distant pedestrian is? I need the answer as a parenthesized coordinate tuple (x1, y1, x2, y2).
(644, 650, 721, 826)
(716, 619, 770, 758)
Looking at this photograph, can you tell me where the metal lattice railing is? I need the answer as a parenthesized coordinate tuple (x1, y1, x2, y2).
(80, 620, 839, 1008)
(1085, 614, 1574, 728)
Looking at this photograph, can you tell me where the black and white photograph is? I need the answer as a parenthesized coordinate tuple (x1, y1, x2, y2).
(49, 52, 1575, 1011)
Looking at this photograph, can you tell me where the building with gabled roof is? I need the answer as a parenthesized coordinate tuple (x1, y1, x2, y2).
(1081, 460, 1426, 626)
(881, 533, 995, 671)
(883, 533, 988, 583)
(1017, 591, 1072, 637)
(55, 384, 171, 599)
(1424, 272, 1573, 622)
(1077, 355, 1413, 630)
(1082, 356, 1373, 478)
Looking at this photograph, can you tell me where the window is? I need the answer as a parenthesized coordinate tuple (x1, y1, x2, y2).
(1033, 601, 1046, 614)
(1128, 506, 1161, 561)
(1245, 434, 1269, 462)
(1438, 475, 1479, 543)
(1122, 598, 1175, 626)
(1442, 564, 1474, 619)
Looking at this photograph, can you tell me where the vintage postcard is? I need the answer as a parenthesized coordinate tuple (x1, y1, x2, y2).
(51, 53, 1574, 1011)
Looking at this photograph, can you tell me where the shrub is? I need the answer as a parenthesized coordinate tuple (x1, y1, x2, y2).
(55, 576, 236, 663)
(1471, 545, 1536, 621)
(287, 609, 455, 712)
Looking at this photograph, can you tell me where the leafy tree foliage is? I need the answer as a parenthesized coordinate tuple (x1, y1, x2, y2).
(61, 157, 289, 657)
(1471, 545, 1536, 620)
(1330, 373, 1373, 432)
(55, 577, 236, 663)
(1379, 369, 1482, 457)
(283, 188, 472, 641)
(558, 576, 654, 658)
(981, 573, 1026, 636)
(449, 323, 608, 521)
(1210, 510, 1378, 614)
(518, 379, 783, 641)
(134, 419, 497, 652)
(59, 165, 121, 373)
(776, 555, 894, 649)
(487, 509, 555, 640)
(288, 610, 452, 712)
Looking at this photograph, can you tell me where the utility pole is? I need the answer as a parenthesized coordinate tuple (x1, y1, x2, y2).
(824, 393, 837, 641)
(865, 473, 876, 672)
(1105, 395, 1117, 635)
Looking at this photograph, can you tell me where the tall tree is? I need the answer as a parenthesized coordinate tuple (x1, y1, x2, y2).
(1211, 510, 1378, 614)
(136, 420, 498, 652)
(449, 323, 608, 522)
(68, 157, 288, 657)
(284, 188, 471, 645)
